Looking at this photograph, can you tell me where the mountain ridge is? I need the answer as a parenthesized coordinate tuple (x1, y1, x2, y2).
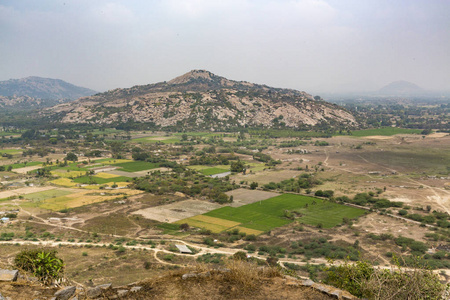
(377, 80, 425, 96)
(43, 70, 357, 130)
(0, 76, 97, 101)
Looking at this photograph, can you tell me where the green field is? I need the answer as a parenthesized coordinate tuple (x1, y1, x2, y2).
(52, 163, 89, 172)
(204, 194, 366, 231)
(199, 167, 229, 175)
(113, 161, 159, 172)
(73, 175, 131, 184)
(7, 161, 42, 169)
(0, 132, 21, 137)
(173, 132, 221, 138)
(0, 149, 21, 154)
(349, 127, 422, 137)
(23, 189, 73, 201)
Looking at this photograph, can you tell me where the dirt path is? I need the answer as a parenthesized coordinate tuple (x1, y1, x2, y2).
(1, 239, 444, 276)
(405, 177, 450, 214)
(323, 150, 329, 167)
(355, 154, 450, 214)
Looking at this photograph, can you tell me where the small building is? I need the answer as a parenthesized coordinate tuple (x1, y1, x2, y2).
(175, 244, 192, 254)
(1, 217, 10, 223)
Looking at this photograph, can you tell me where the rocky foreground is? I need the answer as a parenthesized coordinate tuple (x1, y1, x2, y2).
(0, 264, 356, 300)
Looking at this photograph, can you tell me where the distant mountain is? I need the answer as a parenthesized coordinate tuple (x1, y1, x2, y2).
(42, 70, 356, 130)
(377, 81, 426, 96)
(0, 76, 97, 109)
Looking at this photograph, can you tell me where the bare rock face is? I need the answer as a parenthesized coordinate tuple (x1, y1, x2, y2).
(43, 70, 357, 130)
(0, 269, 18, 282)
(54, 286, 76, 300)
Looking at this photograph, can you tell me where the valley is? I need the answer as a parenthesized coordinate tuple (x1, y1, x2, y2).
(0, 72, 448, 299)
(1, 126, 449, 292)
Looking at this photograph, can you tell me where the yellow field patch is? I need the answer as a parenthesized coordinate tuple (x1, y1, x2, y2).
(38, 189, 143, 211)
(50, 178, 77, 187)
(175, 218, 229, 233)
(232, 226, 263, 236)
(95, 172, 120, 179)
(190, 215, 241, 228)
(175, 215, 242, 233)
(51, 170, 85, 178)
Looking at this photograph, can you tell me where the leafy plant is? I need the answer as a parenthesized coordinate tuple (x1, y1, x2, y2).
(14, 249, 64, 284)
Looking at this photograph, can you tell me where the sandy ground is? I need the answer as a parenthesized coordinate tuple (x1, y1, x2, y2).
(225, 188, 280, 207)
(428, 132, 449, 138)
(362, 135, 394, 140)
(132, 199, 222, 222)
(13, 165, 42, 174)
(0, 186, 55, 199)
(353, 214, 429, 242)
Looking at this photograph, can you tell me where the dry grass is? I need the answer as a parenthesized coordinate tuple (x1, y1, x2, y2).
(95, 172, 120, 179)
(232, 226, 263, 235)
(50, 178, 77, 187)
(222, 260, 280, 290)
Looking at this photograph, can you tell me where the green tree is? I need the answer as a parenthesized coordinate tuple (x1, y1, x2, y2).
(65, 152, 78, 162)
(230, 160, 245, 173)
(250, 182, 258, 189)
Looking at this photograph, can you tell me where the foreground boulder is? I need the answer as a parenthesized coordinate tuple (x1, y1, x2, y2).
(0, 269, 18, 282)
(54, 286, 76, 300)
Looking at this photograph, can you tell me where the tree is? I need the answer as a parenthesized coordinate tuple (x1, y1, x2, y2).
(250, 182, 258, 190)
(180, 223, 190, 231)
(65, 152, 78, 162)
(230, 160, 245, 173)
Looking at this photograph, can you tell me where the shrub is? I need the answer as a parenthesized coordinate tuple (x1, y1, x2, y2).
(233, 251, 248, 261)
(398, 209, 408, 216)
(14, 249, 64, 284)
(325, 258, 446, 299)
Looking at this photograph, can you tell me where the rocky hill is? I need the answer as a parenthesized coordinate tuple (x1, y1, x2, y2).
(377, 80, 425, 96)
(0, 95, 70, 110)
(43, 70, 356, 130)
(0, 76, 97, 109)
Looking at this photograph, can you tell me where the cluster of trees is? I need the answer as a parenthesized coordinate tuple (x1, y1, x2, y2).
(336, 193, 402, 209)
(343, 102, 450, 131)
(189, 153, 238, 166)
(133, 169, 237, 204)
(263, 173, 321, 192)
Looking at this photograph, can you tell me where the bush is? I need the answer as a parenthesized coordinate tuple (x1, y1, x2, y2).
(325, 258, 446, 299)
(233, 251, 248, 261)
(14, 249, 64, 284)
(398, 209, 408, 216)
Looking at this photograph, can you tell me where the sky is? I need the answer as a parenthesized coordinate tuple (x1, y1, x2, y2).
(1, 0, 449, 94)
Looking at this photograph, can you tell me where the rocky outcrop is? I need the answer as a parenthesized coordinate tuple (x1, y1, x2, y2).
(0, 269, 18, 282)
(43, 70, 357, 130)
(0, 267, 358, 299)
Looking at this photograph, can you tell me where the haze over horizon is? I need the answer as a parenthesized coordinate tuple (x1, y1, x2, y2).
(1, 0, 449, 94)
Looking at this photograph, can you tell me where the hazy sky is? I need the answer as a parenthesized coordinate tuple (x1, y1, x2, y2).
(1, 0, 449, 94)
